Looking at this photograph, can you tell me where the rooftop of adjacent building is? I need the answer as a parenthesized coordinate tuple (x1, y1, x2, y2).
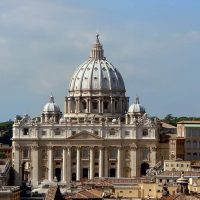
(0, 143, 11, 149)
(0, 186, 20, 193)
(157, 171, 200, 178)
(160, 193, 200, 200)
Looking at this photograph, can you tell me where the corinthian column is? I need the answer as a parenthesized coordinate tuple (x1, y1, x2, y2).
(130, 145, 137, 177)
(62, 147, 67, 183)
(104, 147, 108, 177)
(48, 146, 53, 182)
(99, 147, 103, 178)
(66, 147, 71, 184)
(32, 145, 39, 187)
(76, 147, 81, 181)
(89, 147, 94, 179)
(117, 147, 121, 178)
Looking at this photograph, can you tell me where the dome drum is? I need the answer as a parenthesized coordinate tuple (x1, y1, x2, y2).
(64, 96, 129, 117)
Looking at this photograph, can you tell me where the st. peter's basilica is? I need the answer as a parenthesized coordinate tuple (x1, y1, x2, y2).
(12, 34, 159, 187)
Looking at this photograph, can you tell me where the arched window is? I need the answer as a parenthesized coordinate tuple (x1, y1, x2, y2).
(141, 162, 149, 176)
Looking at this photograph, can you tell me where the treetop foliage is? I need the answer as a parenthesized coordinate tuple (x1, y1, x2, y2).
(162, 114, 200, 126)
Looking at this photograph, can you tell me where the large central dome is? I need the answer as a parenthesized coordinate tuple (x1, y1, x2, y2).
(65, 34, 129, 118)
(68, 34, 126, 97)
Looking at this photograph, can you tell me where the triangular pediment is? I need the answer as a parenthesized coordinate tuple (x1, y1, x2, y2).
(68, 131, 103, 140)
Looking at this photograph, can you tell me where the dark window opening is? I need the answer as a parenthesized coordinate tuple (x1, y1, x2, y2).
(103, 102, 108, 110)
(92, 101, 98, 109)
(82, 101, 86, 109)
(23, 128, 29, 135)
(143, 129, 148, 136)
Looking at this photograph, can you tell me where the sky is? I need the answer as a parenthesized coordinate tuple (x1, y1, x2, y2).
(0, 0, 200, 121)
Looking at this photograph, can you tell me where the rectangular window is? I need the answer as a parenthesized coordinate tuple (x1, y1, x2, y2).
(23, 149, 29, 159)
(110, 129, 115, 136)
(42, 150, 47, 159)
(72, 131, 76, 135)
(94, 131, 98, 135)
(143, 129, 148, 136)
(125, 131, 130, 136)
(54, 129, 60, 135)
(23, 128, 29, 135)
(42, 131, 46, 136)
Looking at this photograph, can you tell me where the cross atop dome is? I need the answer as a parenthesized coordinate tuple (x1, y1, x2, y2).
(135, 96, 140, 104)
(96, 33, 100, 43)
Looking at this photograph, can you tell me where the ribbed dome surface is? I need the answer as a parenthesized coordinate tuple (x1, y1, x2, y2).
(128, 96, 145, 114)
(43, 96, 60, 113)
(68, 34, 125, 95)
(69, 59, 125, 92)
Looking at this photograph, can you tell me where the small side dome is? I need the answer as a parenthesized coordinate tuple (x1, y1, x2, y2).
(128, 96, 145, 114)
(43, 96, 60, 113)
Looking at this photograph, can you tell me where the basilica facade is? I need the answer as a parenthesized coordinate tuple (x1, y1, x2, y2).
(12, 35, 159, 187)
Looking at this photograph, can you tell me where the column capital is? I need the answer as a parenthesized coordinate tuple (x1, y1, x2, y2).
(130, 144, 137, 151)
(15, 145, 21, 151)
(31, 145, 39, 150)
(62, 146, 68, 150)
(47, 145, 54, 150)
(117, 146, 123, 150)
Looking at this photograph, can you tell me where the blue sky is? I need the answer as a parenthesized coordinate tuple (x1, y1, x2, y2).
(0, 0, 200, 121)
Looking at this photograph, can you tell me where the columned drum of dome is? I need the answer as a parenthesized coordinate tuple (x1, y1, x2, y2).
(65, 34, 129, 118)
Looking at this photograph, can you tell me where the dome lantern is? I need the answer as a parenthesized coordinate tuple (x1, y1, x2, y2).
(90, 33, 105, 60)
